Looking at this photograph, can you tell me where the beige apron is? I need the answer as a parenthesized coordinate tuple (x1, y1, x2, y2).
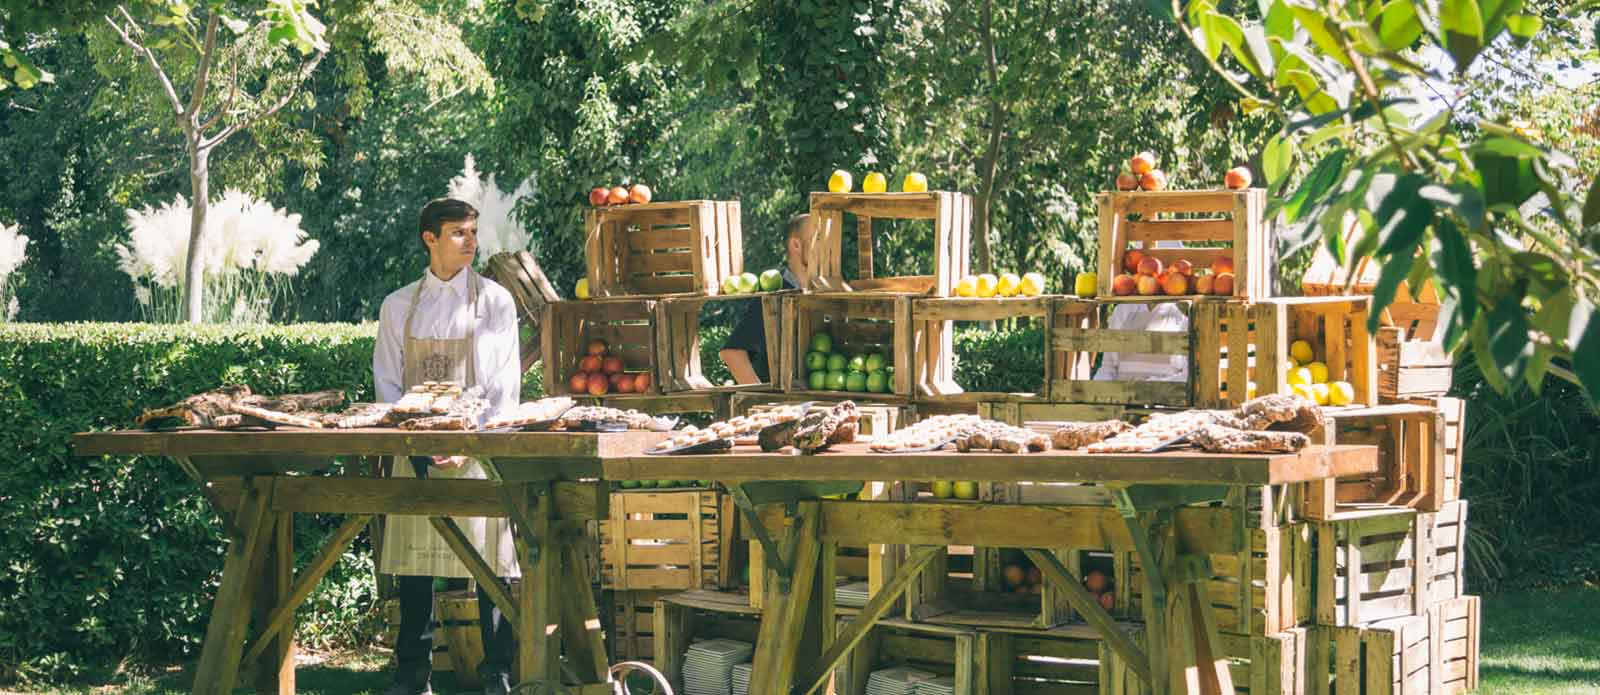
(379, 269, 520, 578)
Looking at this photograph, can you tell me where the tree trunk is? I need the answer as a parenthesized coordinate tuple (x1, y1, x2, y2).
(973, 0, 1001, 277)
(184, 144, 209, 323)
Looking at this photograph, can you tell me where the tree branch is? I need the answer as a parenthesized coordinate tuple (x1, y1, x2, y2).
(201, 45, 327, 150)
(104, 7, 188, 131)
(200, 59, 240, 133)
(185, 13, 221, 124)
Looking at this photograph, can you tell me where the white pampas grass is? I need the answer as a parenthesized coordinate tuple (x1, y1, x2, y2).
(447, 154, 534, 260)
(0, 222, 27, 320)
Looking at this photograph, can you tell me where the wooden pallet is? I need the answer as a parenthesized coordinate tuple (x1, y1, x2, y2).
(599, 489, 733, 591)
(837, 618, 979, 695)
(1095, 189, 1271, 300)
(1314, 501, 1467, 628)
(655, 292, 791, 392)
(1195, 297, 1379, 409)
(1129, 524, 1314, 637)
(1306, 595, 1480, 695)
(541, 298, 661, 396)
(1303, 404, 1449, 521)
(914, 296, 1054, 402)
(1047, 297, 1195, 407)
(806, 191, 973, 296)
(610, 589, 676, 664)
(585, 200, 742, 297)
(652, 589, 764, 690)
(780, 292, 959, 398)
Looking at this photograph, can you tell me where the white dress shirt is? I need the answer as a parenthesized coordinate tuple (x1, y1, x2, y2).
(1094, 302, 1191, 382)
(373, 268, 521, 421)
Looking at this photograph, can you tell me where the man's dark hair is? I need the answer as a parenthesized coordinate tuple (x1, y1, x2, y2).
(418, 198, 479, 249)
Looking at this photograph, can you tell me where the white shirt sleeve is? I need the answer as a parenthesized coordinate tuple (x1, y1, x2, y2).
(1093, 305, 1143, 381)
(476, 283, 523, 421)
(373, 291, 406, 404)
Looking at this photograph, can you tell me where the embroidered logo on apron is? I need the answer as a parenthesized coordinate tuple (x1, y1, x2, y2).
(421, 353, 452, 381)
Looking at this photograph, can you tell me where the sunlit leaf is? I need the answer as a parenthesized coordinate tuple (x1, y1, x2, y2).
(1583, 171, 1600, 229)
(1263, 133, 1295, 190)
(1504, 14, 1542, 43)
(1284, 149, 1348, 223)
(1378, 0, 1424, 49)
(1440, 0, 1486, 71)
(1434, 218, 1478, 328)
(1487, 295, 1534, 386)
(1289, 5, 1354, 66)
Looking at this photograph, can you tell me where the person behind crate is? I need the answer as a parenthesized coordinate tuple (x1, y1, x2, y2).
(372, 198, 521, 695)
(719, 213, 812, 384)
(1094, 240, 1191, 383)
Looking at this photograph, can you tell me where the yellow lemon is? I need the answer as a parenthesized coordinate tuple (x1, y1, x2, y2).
(575, 277, 590, 300)
(1308, 361, 1329, 384)
(1246, 380, 1258, 399)
(828, 169, 853, 193)
(931, 480, 953, 499)
(1328, 381, 1355, 406)
(953, 480, 979, 500)
(975, 273, 999, 298)
(1310, 383, 1331, 405)
(1290, 340, 1315, 365)
(1291, 383, 1316, 402)
(1074, 272, 1097, 297)
(863, 172, 887, 193)
(1287, 366, 1313, 388)
(996, 272, 1022, 297)
(1020, 272, 1047, 297)
(903, 172, 929, 192)
(955, 275, 978, 297)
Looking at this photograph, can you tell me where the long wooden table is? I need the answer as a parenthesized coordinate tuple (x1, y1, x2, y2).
(73, 428, 667, 695)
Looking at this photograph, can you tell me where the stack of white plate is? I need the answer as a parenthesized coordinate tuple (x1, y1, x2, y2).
(865, 666, 935, 695)
(835, 581, 871, 608)
(683, 639, 754, 695)
(911, 675, 955, 695)
(730, 662, 752, 695)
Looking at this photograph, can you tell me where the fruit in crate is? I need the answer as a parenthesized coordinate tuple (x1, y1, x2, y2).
(587, 339, 608, 356)
(955, 275, 978, 297)
(1074, 272, 1098, 297)
(1213, 272, 1234, 295)
(903, 172, 929, 192)
(865, 353, 886, 372)
(1328, 380, 1354, 406)
(1130, 152, 1156, 175)
(866, 370, 888, 393)
(759, 268, 783, 291)
(1195, 273, 1215, 294)
(607, 186, 629, 205)
(953, 481, 979, 500)
(1003, 564, 1026, 588)
(1136, 256, 1163, 277)
(1211, 256, 1235, 275)
(721, 276, 739, 295)
(575, 278, 590, 300)
(603, 356, 625, 374)
(1287, 367, 1313, 388)
(845, 372, 867, 392)
(1224, 167, 1252, 190)
(589, 187, 609, 206)
(1140, 170, 1167, 191)
(863, 172, 888, 193)
(628, 184, 652, 204)
(975, 273, 999, 297)
(808, 370, 827, 390)
(737, 272, 759, 293)
(634, 372, 652, 392)
(828, 169, 853, 193)
(1290, 339, 1314, 365)
(826, 371, 848, 391)
(610, 373, 632, 393)
(586, 373, 609, 395)
(1123, 249, 1145, 274)
(847, 354, 867, 373)
(827, 353, 847, 372)
(1310, 382, 1331, 405)
(1171, 259, 1193, 276)
(1136, 274, 1160, 296)
(1115, 171, 1139, 191)
(1160, 271, 1190, 296)
(569, 372, 589, 393)
(1084, 570, 1108, 593)
(1111, 273, 1137, 296)
(1307, 361, 1329, 384)
(1099, 592, 1115, 611)
(806, 352, 827, 372)
(579, 355, 602, 373)
(996, 272, 1022, 297)
(1021, 272, 1046, 296)
(811, 331, 833, 353)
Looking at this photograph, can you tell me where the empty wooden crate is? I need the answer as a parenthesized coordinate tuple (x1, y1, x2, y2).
(600, 489, 733, 591)
(655, 292, 790, 392)
(806, 191, 973, 296)
(1314, 501, 1468, 628)
(585, 200, 742, 297)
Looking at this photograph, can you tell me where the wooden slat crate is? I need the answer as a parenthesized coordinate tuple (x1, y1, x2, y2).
(837, 618, 979, 695)
(610, 589, 676, 663)
(1095, 189, 1271, 300)
(484, 250, 561, 372)
(1129, 524, 1314, 636)
(1195, 297, 1378, 409)
(1314, 501, 1468, 628)
(381, 589, 506, 679)
(1433, 398, 1466, 508)
(911, 296, 1054, 402)
(540, 298, 661, 396)
(780, 292, 959, 398)
(1302, 404, 1448, 520)
(600, 490, 731, 591)
(655, 292, 791, 392)
(585, 200, 741, 297)
(806, 191, 973, 296)
(984, 623, 1140, 695)
(1105, 628, 1310, 695)
(1305, 594, 1480, 695)
(906, 544, 1100, 630)
(748, 480, 904, 609)
(1376, 328, 1451, 401)
(652, 589, 763, 690)
(1047, 297, 1195, 407)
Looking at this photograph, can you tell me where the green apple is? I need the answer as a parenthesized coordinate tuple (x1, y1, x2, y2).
(845, 372, 867, 391)
(639, 480, 659, 488)
(806, 351, 827, 372)
(658, 480, 678, 488)
(759, 268, 783, 291)
(810, 332, 833, 353)
(721, 276, 740, 295)
(735, 272, 759, 293)
(826, 371, 848, 390)
(847, 354, 867, 373)
(931, 480, 954, 499)
(808, 370, 827, 390)
(826, 353, 847, 372)
(865, 353, 886, 373)
(620, 479, 640, 489)
(866, 370, 888, 393)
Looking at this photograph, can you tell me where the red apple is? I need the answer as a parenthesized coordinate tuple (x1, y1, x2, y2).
(1085, 570, 1109, 593)
(586, 372, 609, 396)
(1130, 152, 1156, 175)
(610, 372, 633, 393)
(1171, 259, 1193, 276)
(579, 355, 602, 374)
(1123, 249, 1146, 274)
(568, 372, 588, 394)
(1115, 172, 1139, 191)
(1214, 272, 1235, 295)
(602, 356, 625, 375)
(1099, 591, 1115, 612)
(1136, 274, 1161, 296)
(607, 186, 629, 205)
(1211, 256, 1234, 275)
(1140, 169, 1167, 191)
(587, 339, 608, 356)
(1195, 273, 1215, 295)
(1224, 167, 1252, 190)
(633, 372, 652, 393)
(629, 184, 652, 204)
(588, 187, 609, 206)
(1111, 273, 1138, 296)
(1136, 256, 1163, 277)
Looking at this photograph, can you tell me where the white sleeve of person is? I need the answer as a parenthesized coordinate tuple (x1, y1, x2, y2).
(1093, 303, 1190, 382)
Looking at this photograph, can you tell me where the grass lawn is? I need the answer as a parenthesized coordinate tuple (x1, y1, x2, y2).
(5, 586, 1596, 695)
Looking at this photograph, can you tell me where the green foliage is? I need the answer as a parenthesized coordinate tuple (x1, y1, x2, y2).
(0, 322, 378, 682)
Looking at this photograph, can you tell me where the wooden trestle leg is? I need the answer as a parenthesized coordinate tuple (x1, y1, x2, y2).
(191, 479, 273, 695)
(250, 512, 296, 695)
(748, 501, 826, 694)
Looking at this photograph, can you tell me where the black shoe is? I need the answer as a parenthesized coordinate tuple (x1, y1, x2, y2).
(383, 659, 433, 695)
(381, 683, 432, 695)
(477, 670, 512, 695)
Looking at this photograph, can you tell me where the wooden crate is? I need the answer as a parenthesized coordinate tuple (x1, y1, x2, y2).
(600, 490, 732, 591)
(1306, 595, 1480, 695)
(837, 618, 979, 695)
(806, 191, 972, 296)
(1314, 501, 1468, 628)
(1104, 628, 1311, 695)
(1375, 328, 1451, 401)
(656, 292, 791, 392)
(780, 292, 959, 398)
(914, 296, 1053, 402)
(906, 544, 1096, 630)
(1195, 297, 1378, 409)
(1047, 297, 1195, 407)
(1302, 405, 1449, 521)
(379, 595, 456, 675)
(1432, 398, 1466, 507)
(585, 200, 741, 297)
(748, 480, 905, 610)
(540, 298, 661, 396)
(610, 589, 676, 663)
(652, 589, 763, 690)
(1095, 189, 1270, 300)
(1129, 524, 1314, 637)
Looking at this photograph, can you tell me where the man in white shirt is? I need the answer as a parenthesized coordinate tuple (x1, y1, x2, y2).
(372, 198, 522, 695)
(1093, 302, 1191, 382)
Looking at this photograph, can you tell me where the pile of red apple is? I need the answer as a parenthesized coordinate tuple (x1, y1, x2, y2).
(1110, 250, 1236, 297)
(567, 339, 652, 395)
(589, 183, 653, 207)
